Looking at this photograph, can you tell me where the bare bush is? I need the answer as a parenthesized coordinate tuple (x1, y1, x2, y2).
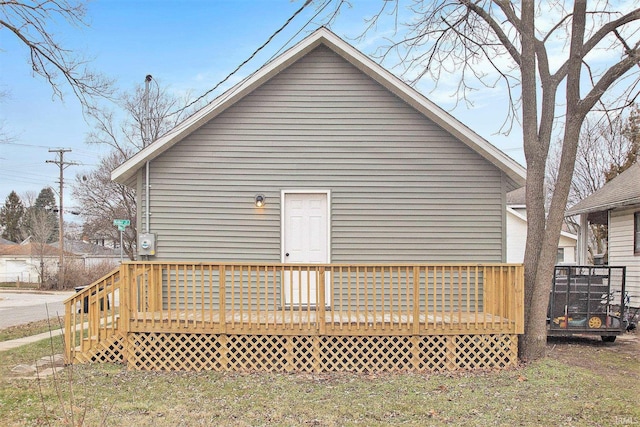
(59, 259, 118, 289)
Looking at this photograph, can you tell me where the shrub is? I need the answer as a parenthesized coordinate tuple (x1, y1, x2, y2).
(56, 258, 119, 289)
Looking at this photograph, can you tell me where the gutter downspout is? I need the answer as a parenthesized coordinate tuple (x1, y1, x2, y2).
(144, 75, 152, 234)
(145, 161, 150, 234)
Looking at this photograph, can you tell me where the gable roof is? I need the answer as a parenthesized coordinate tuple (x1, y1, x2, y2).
(506, 187, 526, 206)
(0, 237, 17, 245)
(0, 242, 73, 257)
(112, 28, 526, 187)
(566, 162, 640, 216)
(507, 207, 577, 242)
(51, 239, 120, 257)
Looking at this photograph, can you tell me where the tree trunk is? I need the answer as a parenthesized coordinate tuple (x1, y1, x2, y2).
(520, 1, 588, 361)
(521, 166, 549, 360)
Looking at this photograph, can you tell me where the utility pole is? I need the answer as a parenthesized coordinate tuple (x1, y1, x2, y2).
(47, 148, 79, 289)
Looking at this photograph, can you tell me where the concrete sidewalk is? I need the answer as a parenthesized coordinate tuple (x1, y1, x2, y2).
(0, 328, 64, 352)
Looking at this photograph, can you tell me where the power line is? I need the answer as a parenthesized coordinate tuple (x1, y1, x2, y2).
(0, 173, 51, 186)
(0, 141, 56, 149)
(265, 0, 336, 63)
(166, 0, 313, 119)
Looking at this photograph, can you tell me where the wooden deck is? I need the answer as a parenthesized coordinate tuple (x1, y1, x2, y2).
(64, 262, 524, 372)
(129, 310, 513, 334)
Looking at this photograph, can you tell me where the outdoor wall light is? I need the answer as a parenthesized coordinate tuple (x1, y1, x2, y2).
(255, 194, 266, 208)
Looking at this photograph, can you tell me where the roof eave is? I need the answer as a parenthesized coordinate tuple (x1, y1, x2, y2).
(112, 34, 327, 185)
(320, 32, 526, 187)
(566, 197, 640, 217)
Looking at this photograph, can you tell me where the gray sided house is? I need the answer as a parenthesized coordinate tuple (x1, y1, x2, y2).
(566, 162, 640, 304)
(112, 28, 525, 263)
(66, 28, 526, 373)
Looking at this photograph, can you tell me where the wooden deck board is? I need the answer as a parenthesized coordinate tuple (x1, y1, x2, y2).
(131, 310, 513, 326)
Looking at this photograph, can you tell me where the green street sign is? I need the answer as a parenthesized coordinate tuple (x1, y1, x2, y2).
(117, 225, 127, 232)
(113, 219, 130, 227)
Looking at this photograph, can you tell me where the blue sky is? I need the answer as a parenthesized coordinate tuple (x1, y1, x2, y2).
(0, 0, 524, 215)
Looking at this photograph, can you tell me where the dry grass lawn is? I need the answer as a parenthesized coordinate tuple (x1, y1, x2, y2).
(0, 332, 638, 426)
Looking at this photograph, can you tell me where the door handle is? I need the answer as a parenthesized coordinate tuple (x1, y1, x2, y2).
(285, 253, 290, 257)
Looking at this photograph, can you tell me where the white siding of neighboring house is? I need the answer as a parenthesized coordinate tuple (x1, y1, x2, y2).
(506, 207, 576, 264)
(0, 256, 58, 283)
(609, 207, 640, 304)
(506, 208, 527, 263)
(0, 259, 34, 283)
(558, 235, 577, 264)
(138, 46, 513, 263)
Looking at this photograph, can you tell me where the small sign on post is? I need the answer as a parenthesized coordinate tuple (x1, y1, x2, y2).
(113, 219, 130, 262)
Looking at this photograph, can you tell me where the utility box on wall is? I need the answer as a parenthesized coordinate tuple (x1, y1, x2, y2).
(138, 233, 156, 256)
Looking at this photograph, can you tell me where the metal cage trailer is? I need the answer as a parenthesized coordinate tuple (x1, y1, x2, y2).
(548, 265, 627, 342)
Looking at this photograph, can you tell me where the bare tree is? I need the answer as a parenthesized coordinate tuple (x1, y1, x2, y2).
(547, 113, 635, 261)
(21, 190, 38, 209)
(607, 103, 640, 179)
(73, 150, 137, 259)
(337, 1, 640, 360)
(0, 0, 113, 108)
(85, 79, 191, 156)
(24, 209, 56, 289)
(73, 80, 193, 259)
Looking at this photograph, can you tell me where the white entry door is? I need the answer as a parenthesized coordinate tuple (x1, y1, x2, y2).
(282, 192, 330, 306)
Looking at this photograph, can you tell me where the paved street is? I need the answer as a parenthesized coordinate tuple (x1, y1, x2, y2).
(0, 290, 74, 329)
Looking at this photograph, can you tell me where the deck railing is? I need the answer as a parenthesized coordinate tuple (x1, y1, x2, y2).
(122, 262, 524, 335)
(64, 262, 523, 363)
(64, 267, 121, 362)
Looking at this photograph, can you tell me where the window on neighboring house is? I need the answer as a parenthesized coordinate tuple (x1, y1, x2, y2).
(556, 248, 565, 264)
(635, 212, 640, 254)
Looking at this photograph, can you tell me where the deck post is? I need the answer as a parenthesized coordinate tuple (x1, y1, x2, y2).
(148, 264, 157, 311)
(219, 265, 226, 333)
(64, 297, 72, 364)
(318, 267, 326, 334)
(515, 265, 524, 334)
(219, 334, 229, 370)
(285, 336, 294, 372)
(89, 291, 99, 348)
(482, 266, 492, 328)
(312, 336, 321, 372)
(412, 267, 420, 334)
(120, 263, 131, 364)
(445, 336, 457, 370)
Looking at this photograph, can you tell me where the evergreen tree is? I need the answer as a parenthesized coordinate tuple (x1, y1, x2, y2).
(0, 191, 25, 242)
(23, 188, 59, 243)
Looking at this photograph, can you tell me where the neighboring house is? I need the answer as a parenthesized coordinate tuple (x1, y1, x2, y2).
(0, 239, 119, 285)
(66, 28, 527, 373)
(566, 162, 640, 305)
(82, 229, 120, 249)
(0, 237, 17, 246)
(506, 187, 577, 264)
(52, 239, 121, 268)
(0, 242, 61, 284)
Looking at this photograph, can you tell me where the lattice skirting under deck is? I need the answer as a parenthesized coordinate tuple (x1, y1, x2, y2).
(75, 334, 125, 364)
(82, 333, 519, 372)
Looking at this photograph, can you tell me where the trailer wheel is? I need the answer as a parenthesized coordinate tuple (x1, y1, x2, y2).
(601, 335, 617, 343)
(588, 316, 602, 329)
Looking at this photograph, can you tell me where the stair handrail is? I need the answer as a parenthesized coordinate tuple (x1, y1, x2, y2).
(64, 266, 122, 363)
